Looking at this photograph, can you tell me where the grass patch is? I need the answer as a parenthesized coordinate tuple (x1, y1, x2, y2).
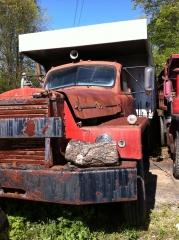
(2, 199, 179, 239)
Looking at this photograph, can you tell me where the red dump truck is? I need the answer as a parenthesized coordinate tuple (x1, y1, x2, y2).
(158, 54, 179, 178)
(0, 19, 155, 226)
(157, 54, 178, 146)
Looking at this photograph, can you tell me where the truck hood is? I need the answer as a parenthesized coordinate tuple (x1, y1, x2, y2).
(0, 87, 121, 119)
(60, 88, 121, 119)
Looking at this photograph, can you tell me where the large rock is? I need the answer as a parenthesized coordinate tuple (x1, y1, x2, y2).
(65, 140, 119, 167)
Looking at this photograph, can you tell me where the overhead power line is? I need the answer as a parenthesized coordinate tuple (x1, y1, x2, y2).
(78, 0, 84, 26)
(73, 0, 85, 27)
(73, 0, 79, 27)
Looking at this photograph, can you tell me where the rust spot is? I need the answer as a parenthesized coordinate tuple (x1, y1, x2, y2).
(34, 191, 42, 197)
(96, 191, 101, 196)
(63, 172, 71, 179)
(76, 193, 80, 200)
(3, 171, 8, 177)
(128, 173, 134, 178)
(59, 176, 64, 184)
(42, 124, 49, 135)
(4, 182, 10, 187)
(24, 120, 35, 137)
(10, 172, 20, 182)
(27, 172, 34, 177)
(116, 181, 120, 186)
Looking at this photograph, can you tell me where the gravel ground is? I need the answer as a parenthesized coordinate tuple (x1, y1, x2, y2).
(146, 147, 179, 209)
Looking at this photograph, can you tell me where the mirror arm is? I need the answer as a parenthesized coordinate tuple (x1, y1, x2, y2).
(126, 91, 146, 95)
(123, 68, 145, 90)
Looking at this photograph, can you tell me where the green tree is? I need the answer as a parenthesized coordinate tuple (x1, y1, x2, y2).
(131, 0, 179, 74)
(0, 0, 51, 92)
(131, 0, 176, 16)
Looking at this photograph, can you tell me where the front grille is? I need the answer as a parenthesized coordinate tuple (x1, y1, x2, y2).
(0, 98, 53, 167)
(0, 98, 50, 118)
(0, 138, 52, 166)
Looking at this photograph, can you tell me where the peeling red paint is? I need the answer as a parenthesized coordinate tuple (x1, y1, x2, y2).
(34, 191, 42, 196)
(24, 120, 35, 137)
(3, 171, 8, 177)
(63, 172, 71, 179)
(10, 172, 20, 183)
(42, 124, 49, 135)
(59, 177, 64, 184)
(4, 182, 10, 187)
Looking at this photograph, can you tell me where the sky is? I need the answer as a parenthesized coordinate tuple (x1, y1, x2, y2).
(40, 0, 142, 30)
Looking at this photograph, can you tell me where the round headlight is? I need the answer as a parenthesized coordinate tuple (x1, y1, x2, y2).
(95, 134, 114, 143)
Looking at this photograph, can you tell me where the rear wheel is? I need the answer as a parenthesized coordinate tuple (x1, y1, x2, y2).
(122, 176, 146, 226)
(173, 131, 179, 179)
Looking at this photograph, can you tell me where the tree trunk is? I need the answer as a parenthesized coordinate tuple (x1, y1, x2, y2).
(65, 140, 120, 167)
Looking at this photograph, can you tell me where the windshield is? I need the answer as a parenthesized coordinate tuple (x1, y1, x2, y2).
(44, 65, 115, 90)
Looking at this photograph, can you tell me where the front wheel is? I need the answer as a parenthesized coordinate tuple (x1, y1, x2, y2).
(122, 176, 146, 226)
(0, 210, 9, 240)
(173, 131, 179, 179)
(0, 230, 9, 240)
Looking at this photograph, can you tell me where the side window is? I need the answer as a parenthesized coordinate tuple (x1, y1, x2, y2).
(120, 69, 129, 92)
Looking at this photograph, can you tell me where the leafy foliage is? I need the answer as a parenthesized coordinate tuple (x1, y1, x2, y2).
(0, 0, 51, 92)
(131, 0, 179, 74)
(131, 0, 176, 17)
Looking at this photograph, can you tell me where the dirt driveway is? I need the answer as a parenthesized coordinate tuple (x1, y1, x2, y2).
(146, 147, 179, 209)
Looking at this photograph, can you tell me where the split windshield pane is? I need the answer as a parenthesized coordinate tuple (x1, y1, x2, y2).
(45, 65, 115, 89)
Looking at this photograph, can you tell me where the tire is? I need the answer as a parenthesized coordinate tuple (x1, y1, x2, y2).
(0, 209, 9, 240)
(170, 134, 174, 154)
(173, 131, 179, 179)
(122, 176, 146, 226)
(160, 116, 165, 146)
(0, 230, 9, 240)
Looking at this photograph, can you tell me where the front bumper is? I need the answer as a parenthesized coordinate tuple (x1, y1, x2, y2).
(0, 161, 137, 204)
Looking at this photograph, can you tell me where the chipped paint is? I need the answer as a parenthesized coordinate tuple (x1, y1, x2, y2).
(0, 163, 137, 204)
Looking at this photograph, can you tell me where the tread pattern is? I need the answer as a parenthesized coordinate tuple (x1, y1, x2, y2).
(122, 176, 146, 226)
(160, 117, 165, 146)
(173, 131, 179, 179)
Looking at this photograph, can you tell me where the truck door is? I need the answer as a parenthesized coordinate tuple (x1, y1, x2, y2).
(120, 68, 134, 116)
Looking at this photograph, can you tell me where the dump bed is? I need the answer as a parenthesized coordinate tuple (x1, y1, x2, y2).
(19, 19, 152, 71)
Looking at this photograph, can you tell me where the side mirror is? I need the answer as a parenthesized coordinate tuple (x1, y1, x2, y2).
(144, 67, 155, 91)
(164, 80, 171, 97)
